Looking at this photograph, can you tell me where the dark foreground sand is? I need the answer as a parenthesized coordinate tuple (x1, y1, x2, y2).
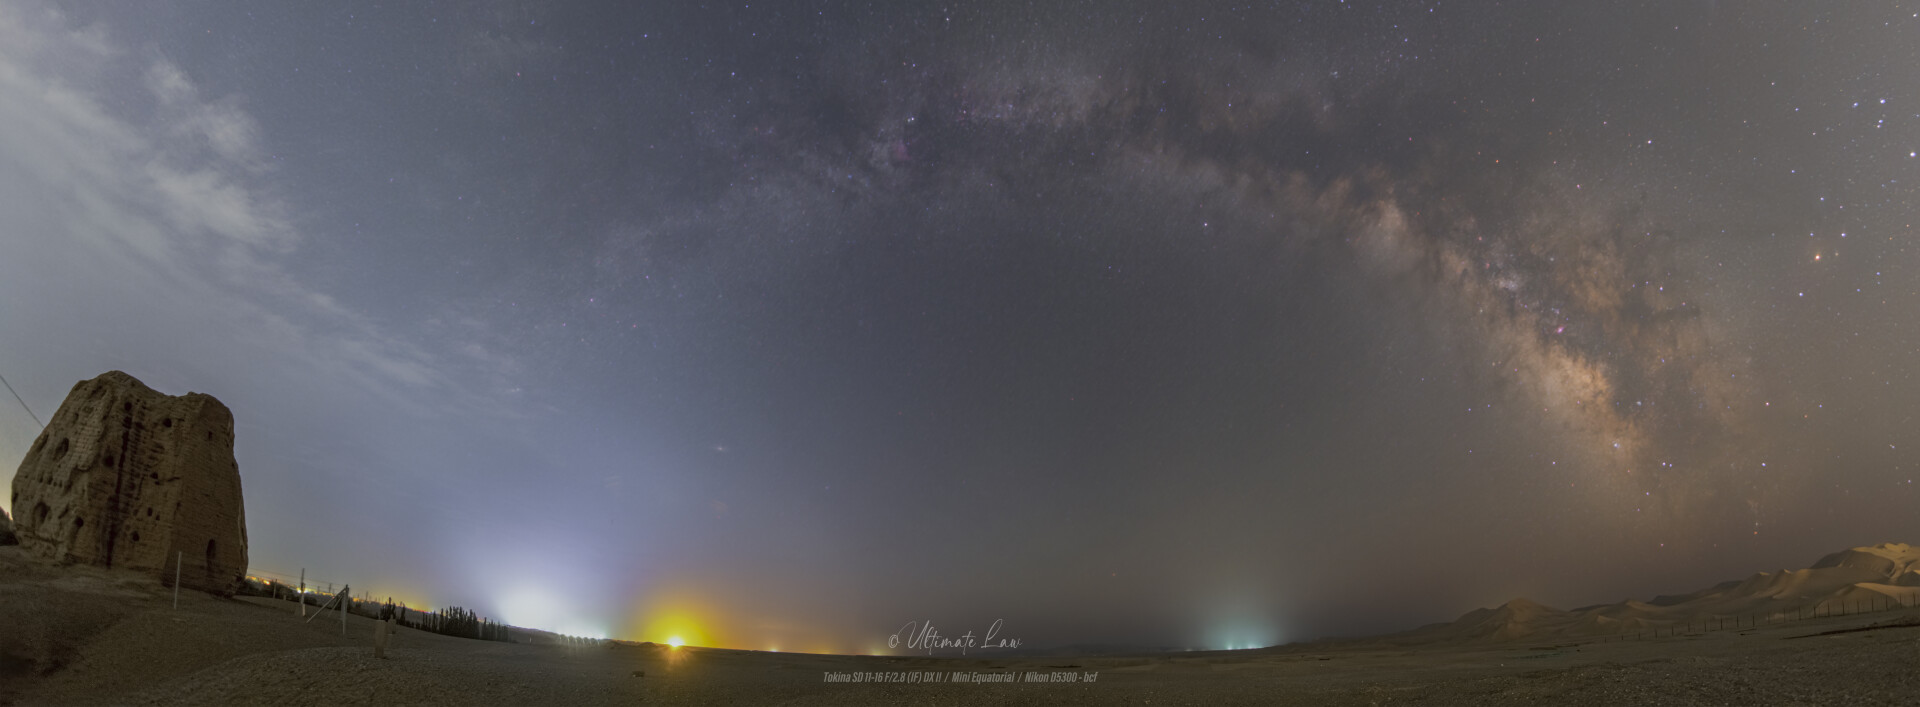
(4, 548, 1918, 705)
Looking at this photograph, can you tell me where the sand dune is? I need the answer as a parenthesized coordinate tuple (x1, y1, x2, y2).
(7, 543, 1920, 704)
(1395, 543, 1920, 645)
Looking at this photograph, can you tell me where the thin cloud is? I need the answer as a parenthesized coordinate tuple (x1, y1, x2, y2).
(0, 0, 521, 432)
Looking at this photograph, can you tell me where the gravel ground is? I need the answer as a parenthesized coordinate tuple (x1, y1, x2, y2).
(5, 547, 1919, 705)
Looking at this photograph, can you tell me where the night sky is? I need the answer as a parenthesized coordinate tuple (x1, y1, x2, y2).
(3, 1, 1919, 652)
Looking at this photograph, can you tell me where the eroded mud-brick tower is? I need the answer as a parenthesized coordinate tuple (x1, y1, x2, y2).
(9, 371, 248, 593)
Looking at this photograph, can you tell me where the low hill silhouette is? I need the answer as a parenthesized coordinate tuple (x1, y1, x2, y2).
(1385, 542, 1920, 645)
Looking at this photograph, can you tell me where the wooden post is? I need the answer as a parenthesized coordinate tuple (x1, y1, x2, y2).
(172, 551, 182, 609)
(375, 617, 391, 658)
(299, 569, 306, 616)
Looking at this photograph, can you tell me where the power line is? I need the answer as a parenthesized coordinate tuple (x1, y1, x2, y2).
(0, 371, 42, 429)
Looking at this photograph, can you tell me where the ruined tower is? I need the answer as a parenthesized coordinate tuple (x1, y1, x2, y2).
(9, 371, 248, 593)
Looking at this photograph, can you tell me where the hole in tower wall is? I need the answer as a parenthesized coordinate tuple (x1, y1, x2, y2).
(103, 455, 115, 468)
(131, 531, 140, 543)
(52, 438, 70, 461)
(163, 418, 172, 428)
(31, 503, 49, 529)
(122, 402, 131, 413)
(206, 431, 213, 441)
(205, 539, 217, 569)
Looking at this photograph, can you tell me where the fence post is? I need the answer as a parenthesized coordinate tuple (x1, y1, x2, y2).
(375, 618, 391, 659)
(299, 568, 306, 616)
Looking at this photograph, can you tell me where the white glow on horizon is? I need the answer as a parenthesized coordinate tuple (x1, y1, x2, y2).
(498, 587, 606, 638)
(1201, 594, 1282, 652)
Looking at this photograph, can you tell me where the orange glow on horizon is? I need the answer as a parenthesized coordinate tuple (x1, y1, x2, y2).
(626, 584, 851, 653)
(631, 592, 720, 648)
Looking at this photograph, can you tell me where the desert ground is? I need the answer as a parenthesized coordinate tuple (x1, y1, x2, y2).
(4, 546, 1917, 706)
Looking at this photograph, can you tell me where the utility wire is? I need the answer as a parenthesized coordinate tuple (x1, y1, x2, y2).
(0, 371, 43, 429)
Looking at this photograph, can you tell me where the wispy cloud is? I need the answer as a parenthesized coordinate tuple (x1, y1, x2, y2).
(0, 1, 522, 427)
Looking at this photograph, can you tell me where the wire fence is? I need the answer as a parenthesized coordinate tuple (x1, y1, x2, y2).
(238, 566, 515, 644)
(1591, 592, 1919, 642)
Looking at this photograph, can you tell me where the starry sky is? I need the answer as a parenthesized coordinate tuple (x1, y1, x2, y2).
(2, 1, 1918, 651)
